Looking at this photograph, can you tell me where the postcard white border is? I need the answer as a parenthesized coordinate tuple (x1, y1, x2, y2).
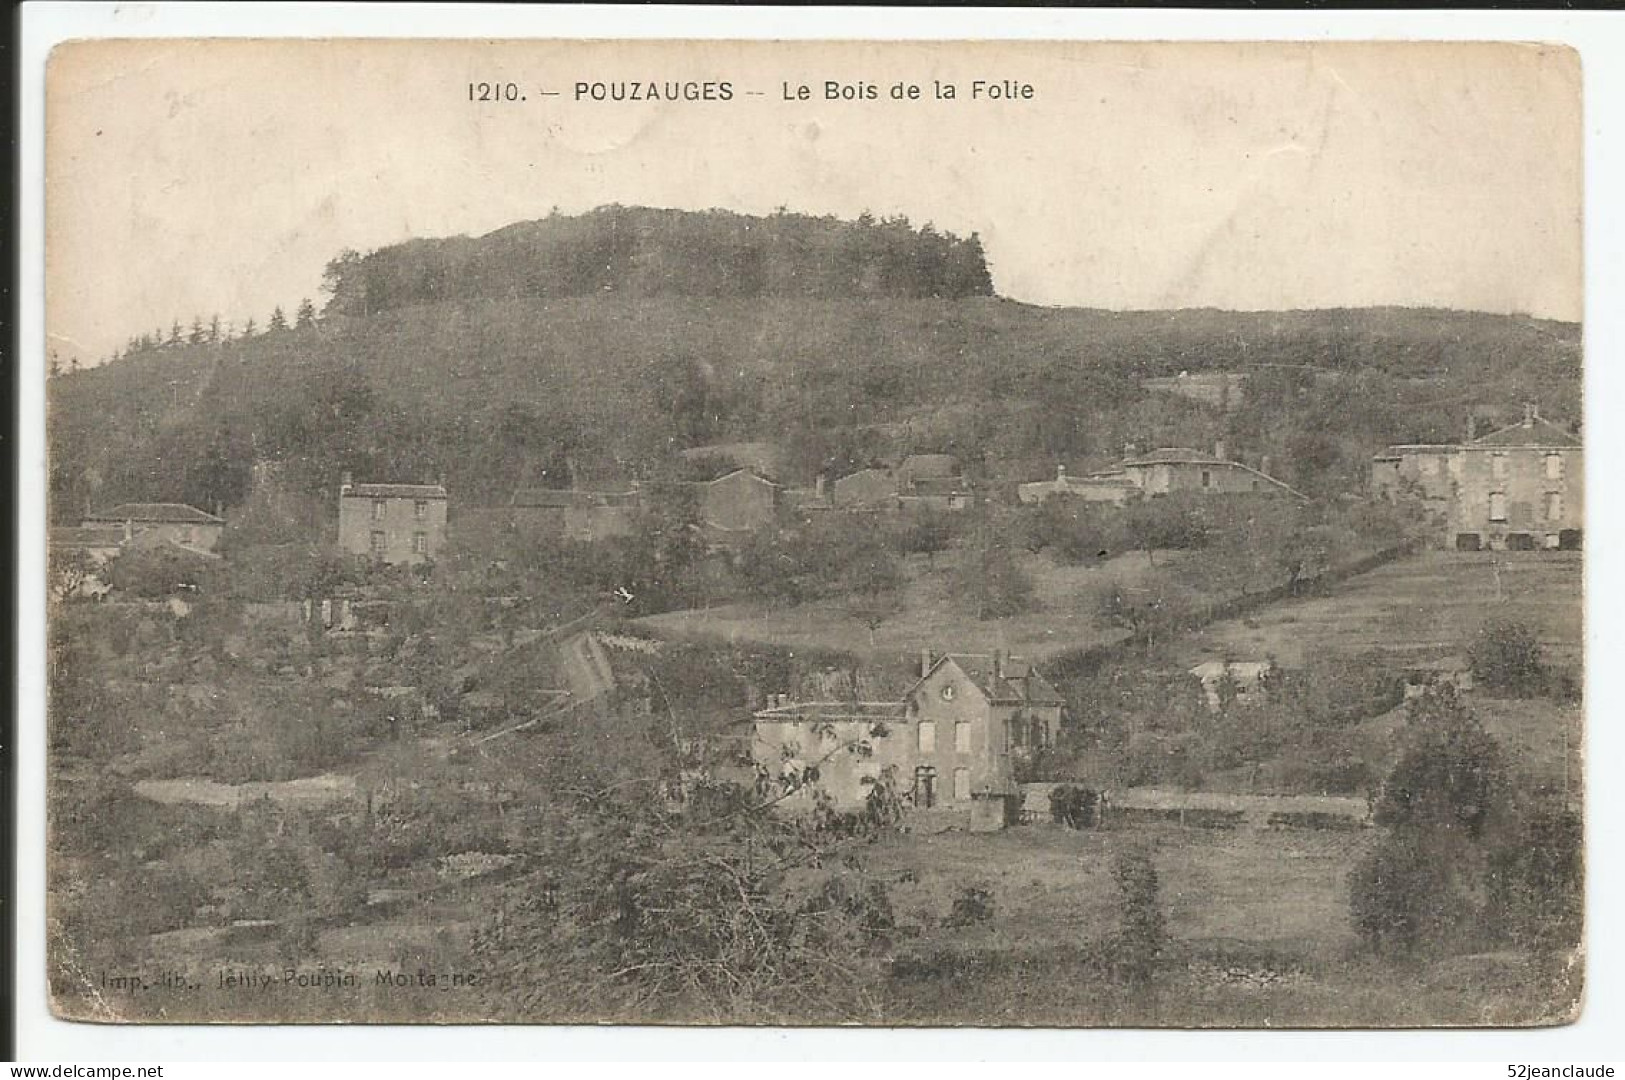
(16, 1, 1625, 1063)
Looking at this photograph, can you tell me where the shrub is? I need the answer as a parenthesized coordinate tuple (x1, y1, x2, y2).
(1376, 687, 1505, 838)
(1048, 785, 1099, 828)
(1468, 618, 1546, 698)
(945, 884, 996, 928)
(1110, 846, 1165, 986)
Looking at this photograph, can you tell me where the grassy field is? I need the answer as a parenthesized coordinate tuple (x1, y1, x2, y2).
(1177, 550, 1583, 669)
(637, 548, 1187, 662)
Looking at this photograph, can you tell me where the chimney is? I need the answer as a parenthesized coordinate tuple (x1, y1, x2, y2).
(1259, 454, 1273, 478)
(340, 470, 353, 495)
(1056, 463, 1067, 484)
(815, 474, 826, 501)
(122, 520, 133, 543)
(920, 648, 934, 679)
(1466, 416, 1478, 442)
(1524, 402, 1539, 427)
(1214, 439, 1227, 462)
(1123, 442, 1137, 460)
(993, 648, 1006, 680)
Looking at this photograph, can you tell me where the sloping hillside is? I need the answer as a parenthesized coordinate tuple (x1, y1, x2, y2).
(48, 208, 1582, 521)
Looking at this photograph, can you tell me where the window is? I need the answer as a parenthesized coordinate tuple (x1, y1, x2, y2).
(954, 721, 972, 753)
(1251, 479, 1260, 492)
(1546, 453, 1564, 481)
(1488, 492, 1507, 523)
(1200, 470, 1212, 489)
(917, 721, 936, 754)
(1491, 453, 1508, 481)
(370, 530, 387, 556)
(412, 532, 428, 555)
(1009, 718, 1025, 750)
(372, 499, 387, 521)
(414, 500, 428, 519)
(1546, 492, 1563, 522)
(953, 767, 971, 801)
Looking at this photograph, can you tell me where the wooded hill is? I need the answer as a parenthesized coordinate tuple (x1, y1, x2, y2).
(48, 207, 1582, 523)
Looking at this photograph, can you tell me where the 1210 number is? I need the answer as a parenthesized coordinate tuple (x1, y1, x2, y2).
(469, 82, 523, 102)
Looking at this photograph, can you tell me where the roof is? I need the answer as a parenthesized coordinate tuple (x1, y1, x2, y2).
(1121, 447, 1231, 467)
(834, 467, 894, 486)
(916, 653, 1067, 707)
(343, 483, 448, 500)
(1119, 450, 1306, 500)
(704, 468, 778, 489)
(752, 701, 910, 723)
(85, 503, 223, 525)
(1470, 415, 1581, 448)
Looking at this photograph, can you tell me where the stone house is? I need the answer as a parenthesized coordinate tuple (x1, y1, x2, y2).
(1018, 465, 1141, 506)
(1371, 406, 1583, 551)
(751, 650, 1066, 831)
(831, 467, 900, 510)
(1112, 443, 1304, 499)
(694, 468, 780, 536)
(81, 502, 225, 552)
(511, 487, 640, 543)
(337, 477, 448, 565)
(1189, 659, 1275, 712)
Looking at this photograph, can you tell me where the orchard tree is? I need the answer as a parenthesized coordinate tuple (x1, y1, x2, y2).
(1468, 618, 1546, 697)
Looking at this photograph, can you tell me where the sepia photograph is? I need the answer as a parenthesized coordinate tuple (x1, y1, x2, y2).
(40, 36, 1584, 1028)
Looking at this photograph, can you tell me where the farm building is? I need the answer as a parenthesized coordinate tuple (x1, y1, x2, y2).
(1112, 444, 1304, 499)
(751, 650, 1065, 831)
(81, 502, 225, 552)
(1018, 465, 1141, 506)
(1371, 405, 1583, 551)
(1189, 659, 1275, 712)
(694, 468, 780, 535)
(512, 487, 641, 544)
(337, 476, 448, 565)
(832, 467, 900, 510)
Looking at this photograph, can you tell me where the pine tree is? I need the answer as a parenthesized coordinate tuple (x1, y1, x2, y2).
(242, 317, 258, 338)
(189, 316, 207, 345)
(48, 351, 60, 378)
(209, 314, 222, 344)
(169, 320, 184, 346)
(268, 306, 288, 332)
(295, 298, 316, 329)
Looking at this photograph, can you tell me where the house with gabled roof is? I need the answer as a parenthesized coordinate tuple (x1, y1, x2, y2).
(338, 474, 448, 565)
(751, 648, 1065, 831)
(81, 502, 226, 552)
(1371, 404, 1583, 551)
(1113, 443, 1306, 500)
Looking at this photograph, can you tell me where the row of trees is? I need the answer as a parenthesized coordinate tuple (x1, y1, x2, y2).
(320, 206, 994, 319)
(54, 301, 322, 376)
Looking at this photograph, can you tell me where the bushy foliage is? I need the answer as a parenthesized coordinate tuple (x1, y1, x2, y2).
(945, 884, 997, 928)
(1048, 785, 1100, 828)
(1468, 618, 1547, 698)
(1374, 686, 1505, 838)
(105, 545, 221, 598)
(322, 206, 995, 317)
(1111, 846, 1166, 986)
(953, 523, 1035, 620)
(736, 517, 903, 606)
